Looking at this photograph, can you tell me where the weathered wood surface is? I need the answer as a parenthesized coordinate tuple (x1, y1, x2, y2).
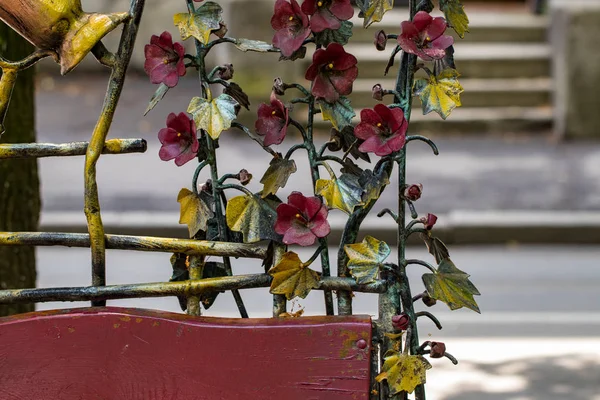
(0, 307, 372, 399)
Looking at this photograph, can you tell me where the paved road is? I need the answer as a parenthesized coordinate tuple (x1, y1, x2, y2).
(35, 244, 600, 399)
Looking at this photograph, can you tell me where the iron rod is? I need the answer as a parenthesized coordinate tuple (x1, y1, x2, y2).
(0, 139, 147, 159)
(0, 275, 386, 305)
(0, 232, 267, 259)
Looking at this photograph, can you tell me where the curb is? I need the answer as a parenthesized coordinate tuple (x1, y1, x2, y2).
(39, 210, 600, 245)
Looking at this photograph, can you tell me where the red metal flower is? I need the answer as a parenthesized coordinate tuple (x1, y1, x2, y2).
(275, 192, 331, 246)
(423, 213, 438, 230)
(158, 112, 199, 166)
(271, 0, 311, 57)
(391, 313, 410, 331)
(144, 31, 186, 87)
(404, 184, 423, 201)
(301, 0, 353, 32)
(397, 11, 454, 61)
(305, 43, 358, 102)
(355, 104, 408, 156)
(255, 92, 289, 146)
(429, 341, 446, 358)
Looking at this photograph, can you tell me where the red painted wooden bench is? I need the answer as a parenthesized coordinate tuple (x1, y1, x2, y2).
(0, 307, 373, 399)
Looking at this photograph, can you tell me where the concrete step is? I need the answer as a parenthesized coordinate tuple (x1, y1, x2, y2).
(312, 106, 553, 135)
(331, 43, 551, 79)
(349, 10, 549, 43)
(349, 78, 552, 109)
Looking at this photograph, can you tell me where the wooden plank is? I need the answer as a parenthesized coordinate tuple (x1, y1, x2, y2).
(0, 307, 372, 399)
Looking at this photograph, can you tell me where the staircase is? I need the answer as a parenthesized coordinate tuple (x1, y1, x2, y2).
(311, 8, 553, 135)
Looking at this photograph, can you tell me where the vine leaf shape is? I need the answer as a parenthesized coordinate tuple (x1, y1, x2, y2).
(314, 20, 354, 47)
(422, 234, 450, 264)
(318, 97, 355, 130)
(439, 0, 470, 38)
(144, 83, 169, 115)
(173, 1, 223, 44)
(268, 251, 320, 300)
(187, 94, 238, 139)
(344, 236, 390, 284)
(225, 194, 282, 243)
(422, 258, 481, 313)
(376, 351, 432, 394)
(177, 188, 214, 238)
(413, 68, 464, 120)
(361, 0, 394, 28)
(315, 173, 364, 214)
(260, 157, 297, 197)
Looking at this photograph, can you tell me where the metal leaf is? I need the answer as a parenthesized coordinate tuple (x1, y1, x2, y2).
(318, 97, 355, 131)
(315, 173, 364, 214)
(422, 258, 481, 313)
(199, 262, 228, 310)
(260, 157, 297, 198)
(376, 351, 432, 394)
(169, 253, 189, 311)
(439, 0, 470, 39)
(268, 251, 320, 300)
(177, 188, 214, 238)
(413, 69, 463, 120)
(234, 38, 277, 52)
(225, 194, 282, 243)
(361, 0, 394, 28)
(173, 2, 223, 44)
(144, 83, 169, 116)
(187, 94, 238, 139)
(359, 169, 390, 203)
(421, 234, 450, 264)
(314, 20, 353, 47)
(344, 236, 390, 284)
(223, 82, 250, 110)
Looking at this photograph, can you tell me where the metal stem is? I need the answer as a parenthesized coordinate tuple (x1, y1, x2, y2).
(0, 139, 146, 159)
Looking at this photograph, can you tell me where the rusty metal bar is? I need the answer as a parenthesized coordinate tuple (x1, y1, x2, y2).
(83, 0, 146, 306)
(0, 232, 268, 259)
(272, 243, 287, 317)
(0, 139, 147, 159)
(0, 275, 387, 305)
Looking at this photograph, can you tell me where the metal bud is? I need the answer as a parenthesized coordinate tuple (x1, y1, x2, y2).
(372, 84, 384, 101)
(374, 30, 387, 51)
(0, 0, 129, 75)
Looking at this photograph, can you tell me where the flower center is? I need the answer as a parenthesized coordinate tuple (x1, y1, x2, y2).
(295, 213, 308, 224)
(289, 16, 294, 21)
(317, 1, 323, 6)
(327, 63, 334, 69)
(376, 122, 382, 127)
(271, 110, 277, 115)
(177, 132, 182, 137)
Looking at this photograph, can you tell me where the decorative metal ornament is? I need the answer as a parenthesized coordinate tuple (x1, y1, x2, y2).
(0, 0, 128, 75)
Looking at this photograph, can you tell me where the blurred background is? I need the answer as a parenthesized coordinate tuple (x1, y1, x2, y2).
(2, 0, 600, 398)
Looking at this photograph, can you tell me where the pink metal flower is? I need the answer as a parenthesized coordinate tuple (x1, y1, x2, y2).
(158, 112, 199, 166)
(301, 0, 354, 32)
(271, 0, 311, 57)
(423, 213, 438, 230)
(355, 104, 408, 156)
(144, 31, 186, 87)
(275, 192, 331, 246)
(397, 11, 454, 61)
(305, 43, 358, 103)
(255, 92, 289, 146)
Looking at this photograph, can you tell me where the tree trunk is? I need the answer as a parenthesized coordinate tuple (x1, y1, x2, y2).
(0, 24, 40, 316)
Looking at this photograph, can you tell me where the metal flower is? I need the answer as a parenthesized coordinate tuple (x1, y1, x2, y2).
(158, 112, 199, 166)
(404, 184, 423, 201)
(271, 0, 311, 57)
(301, 0, 354, 32)
(392, 313, 410, 331)
(255, 92, 289, 146)
(144, 31, 186, 88)
(275, 192, 331, 246)
(423, 213, 438, 230)
(305, 43, 358, 103)
(397, 11, 454, 61)
(355, 104, 408, 156)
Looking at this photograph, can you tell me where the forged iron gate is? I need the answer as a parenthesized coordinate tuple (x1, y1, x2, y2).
(0, 0, 481, 398)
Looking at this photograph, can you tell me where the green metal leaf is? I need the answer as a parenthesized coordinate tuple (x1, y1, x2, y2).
(318, 97, 355, 131)
(223, 82, 250, 110)
(344, 236, 390, 284)
(314, 20, 353, 47)
(169, 253, 190, 311)
(188, 94, 238, 139)
(361, 0, 394, 28)
(268, 251, 320, 300)
(359, 169, 390, 203)
(260, 156, 297, 198)
(199, 262, 228, 310)
(376, 351, 432, 394)
(144, 83, 169, 116)
(234, 38, 277, 52)
(413, 69, 463, 120)
(173, 2, 223, 44)
(225, 194, 282, 243)
(439, 0, 470, 39)
(422, 258, 481, 313)
(422, 234, 450, 264)
(315, 173, 364, 214)
(177, 188, 214, 238)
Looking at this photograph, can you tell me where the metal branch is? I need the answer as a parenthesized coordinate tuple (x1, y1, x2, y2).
(0, 139, 146, 159)
(406, 135, 439, 156)
(415, 311, 443, 330)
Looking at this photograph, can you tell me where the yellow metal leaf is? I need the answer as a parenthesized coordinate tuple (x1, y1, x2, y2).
(268, 251, 320, 300)
(225, 194, 282, 243)
(260, 157, 297, 198)
(315, 174, 363, 215)
(177, 188, 214, 238)
(344, 236, 390, 284)
(187, 94, 238, 139)
(413, 69, 463, 120)
(173, 2, 223, 44)
(440, 0, 470, 39)
(376, 352, 432, 394)
(422, 258, 481, 313)
(362, 0, 394, 28)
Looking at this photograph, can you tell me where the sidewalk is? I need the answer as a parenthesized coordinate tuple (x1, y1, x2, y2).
(36, 74, 600, 243)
